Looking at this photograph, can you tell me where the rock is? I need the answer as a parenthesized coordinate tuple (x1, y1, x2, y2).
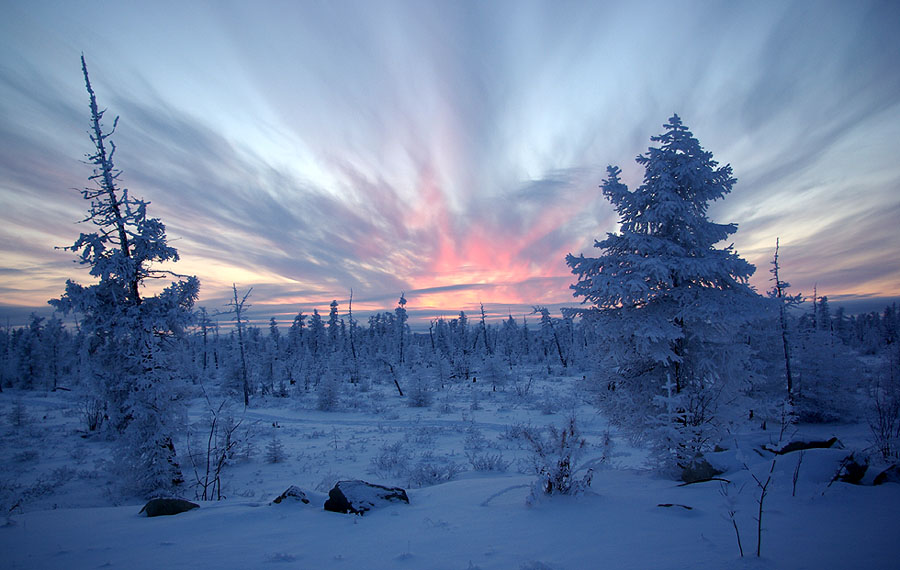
(139, 498, 199, 517)
(790, 448, 850, 487)
(836, 454, 868, 485)
(765, 436, 842, 455)
(657, 503, 693, 510)
(271, 485, 310, 505)
(681, 457, 724, 484)
(874, 464, 900, 486)
(324, 480, 409, 515)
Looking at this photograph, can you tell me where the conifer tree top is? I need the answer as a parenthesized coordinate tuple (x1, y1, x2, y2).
(567, 115, 755, 312)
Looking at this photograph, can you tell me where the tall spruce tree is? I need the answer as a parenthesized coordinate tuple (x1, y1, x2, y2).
(566, 115, 759, 468)
(50, 56, 199, 496)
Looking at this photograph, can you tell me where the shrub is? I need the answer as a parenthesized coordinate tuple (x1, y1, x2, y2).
(407, 452, 462, 488)
(407, 375, 433, 408)
(8, 400, 29, 428)
(466, 451, 510, 472)
(265, 433, 287, 464)
(79, 397, 105, 432)
(370, 440, 411, 480)
(523, 415, 593, 501)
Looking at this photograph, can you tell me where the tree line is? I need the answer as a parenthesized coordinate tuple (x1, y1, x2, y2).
(3, 59, 898, 496)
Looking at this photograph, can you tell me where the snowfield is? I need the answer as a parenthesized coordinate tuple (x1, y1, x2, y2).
(2, 381, 899, 570)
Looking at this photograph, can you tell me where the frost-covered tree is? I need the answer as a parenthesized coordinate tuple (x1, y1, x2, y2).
(566, 115, 759, 468)
(535, 306, 568, 371)
(395, 293, 409, 365)
(793, 291, 862, 423)
(307, 309, 326, 383)
(327, 300, 341, 351)
(50, 56, 199, 496)
(499, 314, 522, 368)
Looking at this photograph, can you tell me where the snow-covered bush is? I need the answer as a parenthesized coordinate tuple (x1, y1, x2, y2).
(7, 400, 29, 429)
(463, 424, 510, 471)
(869, 376, 900, 461)
(370, 440, 412, 480)
(480, 355, 510, 391)
(463, 424, 489, 451)
(79, 396, 105, 433)
(316, 374, 341, 411)
(498, 422, 541, 448)
(466, 451, 510, 472)
(648, 377, 722, 475)
(523, 415, 593, 501)
(406, 374, 433, 408)
(407, 452, 462, 487)
(265, 432, 287, 464)
(537, 389, 559, 415)
(369, 440, 461, 487)
(187, 403, 249, 500)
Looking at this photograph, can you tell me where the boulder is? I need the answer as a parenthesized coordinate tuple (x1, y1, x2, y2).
(271, 485, 310, 505)
(324, 480, 409, 515)
(874, 464, 900, 486)
(681, 457, 724, 483)
(765, 437, 842, 455)
(836, 454, 868, 485)
(139, 498, 199, 517)
(790, 448, 851, 487)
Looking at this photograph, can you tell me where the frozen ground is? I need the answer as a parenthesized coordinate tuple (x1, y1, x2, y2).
(1, 377, 899, 569)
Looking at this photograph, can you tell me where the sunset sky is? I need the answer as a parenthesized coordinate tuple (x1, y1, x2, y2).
(1, 0, 898, 328)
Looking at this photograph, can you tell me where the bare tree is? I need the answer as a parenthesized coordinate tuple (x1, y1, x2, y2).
(226, 284, 252, 407)
(769, 238, 802, 405)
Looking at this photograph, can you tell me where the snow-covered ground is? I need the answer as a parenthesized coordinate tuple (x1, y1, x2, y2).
(1, 379, 899, 569)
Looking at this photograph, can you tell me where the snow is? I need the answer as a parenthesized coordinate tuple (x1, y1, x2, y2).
(2, 384, 899, 570)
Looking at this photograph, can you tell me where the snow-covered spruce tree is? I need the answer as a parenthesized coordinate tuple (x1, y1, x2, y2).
(565, 115, 760, 471)
(50, 56, 199, 497)
(395, 293, 409, 365)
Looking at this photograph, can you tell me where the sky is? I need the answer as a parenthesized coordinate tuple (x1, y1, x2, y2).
(1, 0, 899, 329)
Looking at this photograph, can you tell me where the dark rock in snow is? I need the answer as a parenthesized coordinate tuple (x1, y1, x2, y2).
(324, 480, 409, 515)
(836, 454, 868, 485)
(271, 485, 310, 505)
(139, 498, 199, 517)
(657, 503, 693, 510)
(874, 464, 900, 486)
(766, 436, 842, 455)
(790, 448, 851, 487)
(681, 457, 724, 483)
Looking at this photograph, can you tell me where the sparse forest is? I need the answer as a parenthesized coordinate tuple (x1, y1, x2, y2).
(1, 60, 899, 569)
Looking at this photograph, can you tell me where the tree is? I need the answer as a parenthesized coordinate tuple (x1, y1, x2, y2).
(50, 56, 199, 496)
(565, 115, 759, 468)
(535, 306, 567, 370)
(327, 300, 341, 351)
(225, 285, 252, 406)
(768, 238, 803, 405)
(395, 293, 409, 365)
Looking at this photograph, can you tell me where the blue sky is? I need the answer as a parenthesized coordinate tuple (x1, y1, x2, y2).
(1, 0, 898, 327)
